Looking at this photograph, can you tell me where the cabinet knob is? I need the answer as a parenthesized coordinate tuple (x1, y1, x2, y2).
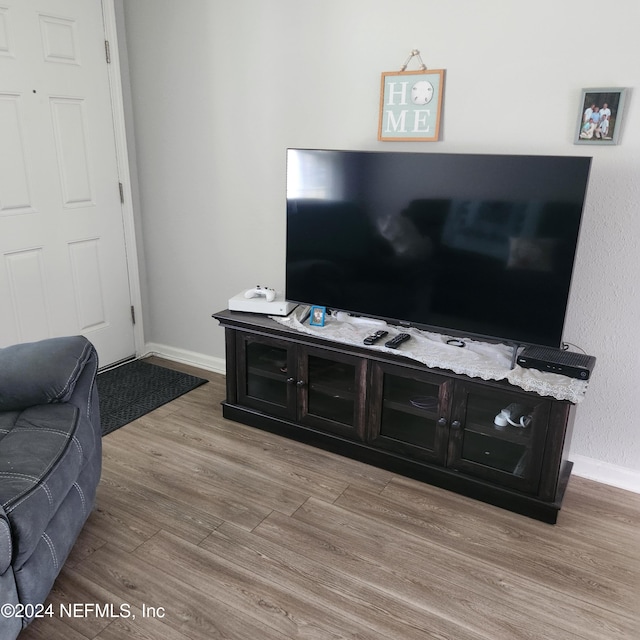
(296, 380, 306, 388)
(451, 420, 461, 429)
(437, 417, 447, 427)
(286, 377, 295, 385)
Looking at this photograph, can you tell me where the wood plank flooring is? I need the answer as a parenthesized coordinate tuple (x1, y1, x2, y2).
(19, 358, 640, 640)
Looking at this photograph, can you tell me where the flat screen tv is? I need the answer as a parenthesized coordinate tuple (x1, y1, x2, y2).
(285, 149, 591, 348)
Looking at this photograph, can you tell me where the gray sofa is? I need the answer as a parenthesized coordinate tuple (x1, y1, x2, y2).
(0, 336, 101, 638)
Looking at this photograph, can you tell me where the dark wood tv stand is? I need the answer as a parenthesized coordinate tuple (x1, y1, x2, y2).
(213, 309, 576, 523)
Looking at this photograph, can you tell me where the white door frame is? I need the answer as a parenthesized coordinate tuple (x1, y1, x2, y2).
(101, 0, 144, 357)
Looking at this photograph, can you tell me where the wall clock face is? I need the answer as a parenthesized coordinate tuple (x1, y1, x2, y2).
(411, 80, 434, 105)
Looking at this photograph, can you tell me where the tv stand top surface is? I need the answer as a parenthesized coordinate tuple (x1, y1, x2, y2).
(213, 308, 589, 404)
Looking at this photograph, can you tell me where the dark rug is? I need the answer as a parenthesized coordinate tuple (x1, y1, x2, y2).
(97, 359, 207, 436)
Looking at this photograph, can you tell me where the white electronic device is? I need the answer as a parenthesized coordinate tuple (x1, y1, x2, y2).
(229, 287, 297, 316)
(493, 403, 532, 429)
(334, 311, 387, 326)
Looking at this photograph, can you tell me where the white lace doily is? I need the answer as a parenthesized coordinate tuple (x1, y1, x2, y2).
(271, 306, 588, 403)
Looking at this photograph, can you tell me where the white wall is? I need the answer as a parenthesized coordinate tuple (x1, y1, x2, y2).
(119, 0, 640, 486)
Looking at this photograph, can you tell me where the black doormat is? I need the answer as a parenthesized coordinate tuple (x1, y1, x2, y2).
(97, 359, 207, 436)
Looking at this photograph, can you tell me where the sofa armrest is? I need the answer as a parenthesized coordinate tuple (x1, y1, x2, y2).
(0, 505, 12, 575)
(0, 336, 97, 412)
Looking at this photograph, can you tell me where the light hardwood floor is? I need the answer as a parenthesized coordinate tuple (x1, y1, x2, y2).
(20, 358, 640, 640)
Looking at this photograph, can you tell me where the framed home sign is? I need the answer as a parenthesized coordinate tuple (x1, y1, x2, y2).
(575, 87, 627, 145)
(378, 69, 445, 141)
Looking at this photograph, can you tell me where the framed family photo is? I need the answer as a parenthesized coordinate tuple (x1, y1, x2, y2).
(575, 87, 627, 145)
(309, 305, 326, 327)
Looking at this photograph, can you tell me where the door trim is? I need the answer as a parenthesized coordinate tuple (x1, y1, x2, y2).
(102, 0, 144, 357)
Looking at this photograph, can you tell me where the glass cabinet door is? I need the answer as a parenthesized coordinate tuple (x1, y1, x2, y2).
(447, 383, 551, 493)
(237, 334, 295, 419)
(298, 348, 367, 440)
(369, 363, 452, 463)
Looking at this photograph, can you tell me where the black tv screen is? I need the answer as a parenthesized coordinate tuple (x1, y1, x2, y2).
(285, 149, 591, 348)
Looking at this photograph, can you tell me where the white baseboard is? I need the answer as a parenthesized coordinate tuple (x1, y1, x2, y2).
(143, 342, 640, 495)
(143, 342, 226, 375)
(570, 454, 640, 494)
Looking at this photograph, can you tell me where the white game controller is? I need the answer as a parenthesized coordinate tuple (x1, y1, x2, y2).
(244, 285, 276, 303)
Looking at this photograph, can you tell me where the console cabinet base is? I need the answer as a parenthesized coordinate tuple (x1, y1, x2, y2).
(214, 310, 576, 524)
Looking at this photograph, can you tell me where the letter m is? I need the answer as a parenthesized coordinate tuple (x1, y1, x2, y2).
(385, 110, 407, 133)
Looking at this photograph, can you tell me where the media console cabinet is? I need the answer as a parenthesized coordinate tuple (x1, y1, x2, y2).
(214, 310, 576, 523)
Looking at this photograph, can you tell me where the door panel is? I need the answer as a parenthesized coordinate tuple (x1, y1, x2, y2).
(448, 383, 550, 493)
(369, 362, 451, 463)
(237, 334, 296, 419)
(0, 0, 135, 365)
(298, 347, 367, 440)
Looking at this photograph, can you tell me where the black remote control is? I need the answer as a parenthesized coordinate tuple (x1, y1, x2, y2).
(363, 330, 388, 345)
(385, 333, 411, 349)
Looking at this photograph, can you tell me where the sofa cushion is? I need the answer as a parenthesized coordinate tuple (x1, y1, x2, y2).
(0, 403, 97, 569)
(0, 336, 95, 412)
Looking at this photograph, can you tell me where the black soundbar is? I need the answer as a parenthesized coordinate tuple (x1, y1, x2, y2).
(517, 346, 596, 380)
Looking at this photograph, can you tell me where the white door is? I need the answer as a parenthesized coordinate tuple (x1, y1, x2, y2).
(0, 0, 136, 366)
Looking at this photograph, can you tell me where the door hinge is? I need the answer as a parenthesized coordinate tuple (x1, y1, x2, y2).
(130, 305, 136, 325)
(105, 40, 111, 64)
(119, 182, 124, 203)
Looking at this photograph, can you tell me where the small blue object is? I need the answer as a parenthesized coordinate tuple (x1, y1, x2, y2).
(309, 305, 326, 326)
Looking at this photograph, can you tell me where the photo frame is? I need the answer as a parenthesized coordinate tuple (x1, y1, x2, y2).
(575, 87, 627, 145)
(378, 69, 445, 141)
(309, 305, 326, 327)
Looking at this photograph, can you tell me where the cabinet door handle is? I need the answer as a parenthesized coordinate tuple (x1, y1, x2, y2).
(451, 420, 461, 429)
(296, 380, 306, 388)
(287, 377, 295, 385)
(437, 417, 447, 427)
